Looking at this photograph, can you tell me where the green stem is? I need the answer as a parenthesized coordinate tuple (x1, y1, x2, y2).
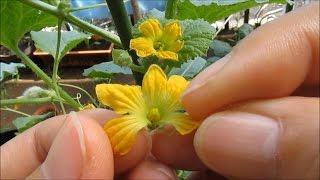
(13, 48, 81, 109)
(106, 0, 143, 85)
(0, 107, 31, 117)
(19, 0, 122, 47)
(130, 64, 145, 73)
(0, 97, 53, 107)
(60, 83, 99, 107)
(70, 3, 108, 12)
(165, 0, 177, 19)
(53, 19, 66, 114)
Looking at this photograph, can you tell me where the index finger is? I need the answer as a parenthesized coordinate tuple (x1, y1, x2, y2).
(182, 3, 319, 121)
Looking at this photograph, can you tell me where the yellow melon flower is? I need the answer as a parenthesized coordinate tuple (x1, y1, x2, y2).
(96, 64, 199, 155)
(130, 19, 183, 61)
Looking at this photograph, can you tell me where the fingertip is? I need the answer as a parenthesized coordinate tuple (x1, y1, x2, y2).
(114, 130, 151, 174)
(78, 108, 118, 125)
(151, 127, 206, 170)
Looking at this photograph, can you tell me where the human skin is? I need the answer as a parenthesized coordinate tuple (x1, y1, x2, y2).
(1, 3, 319, 180)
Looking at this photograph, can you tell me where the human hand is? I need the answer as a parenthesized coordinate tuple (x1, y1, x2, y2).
(152, 3, 319, 179)
(0, 109, 176, 179)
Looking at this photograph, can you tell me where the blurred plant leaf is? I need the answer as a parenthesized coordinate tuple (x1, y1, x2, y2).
(31, 31, 90, 60)
(169, 57, 207, 79)
(0, 62, 25, 81)
(171, 0, 286, 23)
(83, 61, 132, 78)
(209, 40, 232, 57)
(0, 0, 57, 50)
(236, 23, 254, 40)
(12, 112, 54, 133)
(178, 20, 216, 62)
(112, 49, 133, 67)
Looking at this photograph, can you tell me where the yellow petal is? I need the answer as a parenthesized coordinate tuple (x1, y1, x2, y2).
(155, 50, 178, 61)
(163, 21, 182, 42)
(104, 115, 148, 155)
(130, 37, 155, 57)
(166, 75, 189, 111)
(167, 113, 199, 135)
(139, 19, 162, 39)
(142, 64, 167, 107)
(167, 40, 183, 52)
(96, 84, 144, 114)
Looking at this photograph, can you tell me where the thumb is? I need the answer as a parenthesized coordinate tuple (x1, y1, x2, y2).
(27, 112, 114, 179)
(194, 97, 319, 179)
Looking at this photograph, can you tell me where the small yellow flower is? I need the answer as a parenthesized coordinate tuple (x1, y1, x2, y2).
(130, 19, 183, 61)
(96, 64, 199, 155)
(80, 103, 95, 111)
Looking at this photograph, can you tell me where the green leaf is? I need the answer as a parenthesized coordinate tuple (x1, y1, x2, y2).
(31, 31, 90, 60)
(209, 40, 232, 57)
(12, 112, 54, 133)
(112, 49, 133, 67)
(83, 61, 132, 78)
(236, 23, 254, 40)
(0, 0, 57, 50)
(178, 19, 215, 61)
(0, 62, 25, 81)
(206, 56, 221, 66)
(172, 0, 286, 23)
(169, 57, 207, 79)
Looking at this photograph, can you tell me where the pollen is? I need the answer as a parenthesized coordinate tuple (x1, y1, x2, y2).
(147, 108, 161, 122)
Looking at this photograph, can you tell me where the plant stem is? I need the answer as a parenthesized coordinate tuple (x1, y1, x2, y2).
(13, 48, 81, 109)
(20, 0, 122, 47)
(0, 97, 53, 107)
(165, 0, 177, 19)
(106, 0, 143, 85)
(0, 107, 31, 117)
(70, 3, 108, 12)
(60, 83, 99, 107)
(52, 19, 66, 114)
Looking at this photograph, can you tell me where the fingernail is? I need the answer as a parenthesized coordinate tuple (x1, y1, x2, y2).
(156, 167, 176, 180)
(194, 112, 280, 179)
(183, 54, 231, 97)
(41, 112, 86, 179)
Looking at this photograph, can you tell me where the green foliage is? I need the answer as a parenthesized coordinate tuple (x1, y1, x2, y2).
(12, 112, 54, 133)
(0, 0, 57, 50)
(169, 57, 207, 79)
(236, 23, 254, 40)
(83, 61, 132, 78)
(169, 0, 286, 23)
(31, 31, 90, 60)
(112, 49, 133, 67)
(178, 19, 215, 62)
(0, 62, 25, 81)
(209, 40, 232, 57)
(176, 170, 192, 180)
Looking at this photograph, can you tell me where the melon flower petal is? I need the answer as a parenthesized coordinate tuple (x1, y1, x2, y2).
(96, 64, 199, 155)
(130, 19, 183, 61)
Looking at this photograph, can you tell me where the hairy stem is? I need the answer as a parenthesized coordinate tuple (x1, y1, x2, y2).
(13, 48, 81, 109)
(165, 0, 177, 19)
(0, 107, 31, 117)
(60, 83, 99, 107)
(70, 3, 108, 12)
(0, 97, 53, 107)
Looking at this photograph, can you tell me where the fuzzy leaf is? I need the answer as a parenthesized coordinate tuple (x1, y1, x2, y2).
(172, 0, 286, 23)
(169, 57, 207, 79)
(12, 112, 54, 133)
(209, 40, 232, 57)
(0, 0, 57, 50)
(236, 23, 254, 40)
(31, 31, 90, 60)
(178, 20, 215, 61)
(83, 61, 132, 78)
(112, 49, 133, 67)
(0, 62, 25, 81)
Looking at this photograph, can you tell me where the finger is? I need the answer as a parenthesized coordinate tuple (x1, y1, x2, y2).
(80, 109, 152, 174)
(194, 97, 319, 179)
(151, 127, 206, 170)
(0, 109, 150, 178)
(124, 157, 176, 180)
(182, 4, 319, 121)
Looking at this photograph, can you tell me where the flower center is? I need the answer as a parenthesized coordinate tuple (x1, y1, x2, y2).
(154, 41, 165, 50)
(147, 108, 161, 122)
